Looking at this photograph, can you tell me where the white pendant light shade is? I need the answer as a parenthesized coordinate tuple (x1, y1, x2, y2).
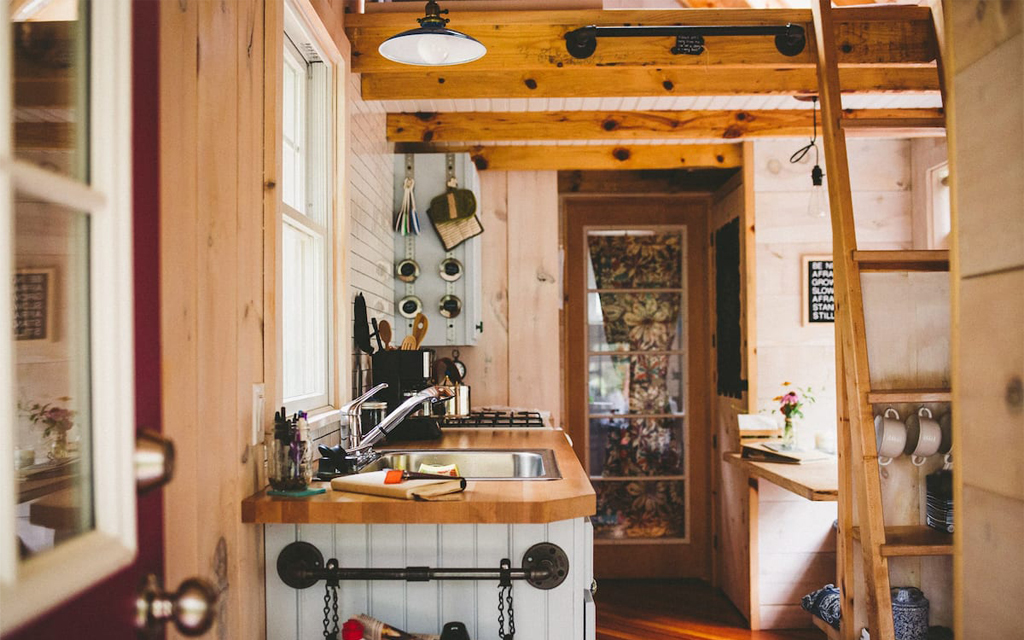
(379, 28, 486, 66)
(378, 1, 486, 67)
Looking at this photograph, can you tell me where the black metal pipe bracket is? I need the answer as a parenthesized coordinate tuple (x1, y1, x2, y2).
(564, 23, 806, 59)
(277, 540, 570, 591)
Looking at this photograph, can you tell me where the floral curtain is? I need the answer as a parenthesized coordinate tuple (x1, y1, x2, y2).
(588, 232, 686, 538)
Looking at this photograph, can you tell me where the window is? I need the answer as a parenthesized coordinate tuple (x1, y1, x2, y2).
(927, 161, 950, 250)
(1, 2, 137, 630)
(281, 4, 334, 414)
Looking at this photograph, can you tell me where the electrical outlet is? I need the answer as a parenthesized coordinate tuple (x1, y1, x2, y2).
(251, 383, 265, 446)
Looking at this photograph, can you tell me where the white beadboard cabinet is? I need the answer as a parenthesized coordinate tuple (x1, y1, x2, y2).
(265, 518, 595, 640)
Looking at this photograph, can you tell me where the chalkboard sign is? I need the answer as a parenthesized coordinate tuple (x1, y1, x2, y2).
(715, 219, 744, 398)
(802, 256, 834, 325)
(14, 269, 54, 342)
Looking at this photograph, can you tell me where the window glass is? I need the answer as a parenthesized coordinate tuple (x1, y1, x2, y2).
(280, 13, 332, 414)
(13, 3, 89, 182)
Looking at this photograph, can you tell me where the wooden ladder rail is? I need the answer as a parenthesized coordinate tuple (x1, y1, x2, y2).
(810, 1, 895, 638)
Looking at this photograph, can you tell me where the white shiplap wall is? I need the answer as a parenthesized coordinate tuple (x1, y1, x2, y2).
(265, 518, 594, 640)
(348, 71, 394, 320)
(348, 71, 396, 395)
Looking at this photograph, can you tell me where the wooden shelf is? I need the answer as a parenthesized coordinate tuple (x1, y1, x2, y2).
(851, 525, 953, 557)
(812, 615, 840, 640)
(852, 250, 949, 272)
(867, 388, 952, 404)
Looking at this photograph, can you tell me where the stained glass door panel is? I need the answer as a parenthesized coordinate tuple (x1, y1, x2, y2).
(586, 229, 689, 541)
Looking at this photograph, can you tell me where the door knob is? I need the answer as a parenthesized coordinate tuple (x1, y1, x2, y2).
(135, 573, 217, 637)
(136, 430, 175, 493)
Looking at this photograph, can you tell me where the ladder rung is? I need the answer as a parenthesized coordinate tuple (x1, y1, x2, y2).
(811, 615, 840, 640)
(867, 388, 952, 404)
(851, 525, 953, 557)
(840, 108, 946, 134)
(853, 250, 949, 272)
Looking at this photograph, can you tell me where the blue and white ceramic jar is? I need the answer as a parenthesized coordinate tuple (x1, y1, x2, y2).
(891, 587, 929, 640)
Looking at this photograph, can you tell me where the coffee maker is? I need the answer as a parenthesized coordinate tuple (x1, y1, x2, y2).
(370, 348, 442, 441)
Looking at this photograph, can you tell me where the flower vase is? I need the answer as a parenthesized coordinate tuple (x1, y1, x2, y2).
(781, 417, 796, 451)
(49, 431, 70, 461)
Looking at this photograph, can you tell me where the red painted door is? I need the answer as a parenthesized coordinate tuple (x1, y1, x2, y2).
(6, 2, 165, 637)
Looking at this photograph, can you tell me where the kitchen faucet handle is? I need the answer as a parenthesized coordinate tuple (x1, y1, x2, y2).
(341, 382, 388, 416)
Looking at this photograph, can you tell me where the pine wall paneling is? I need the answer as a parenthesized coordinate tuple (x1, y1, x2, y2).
(949, 1, 1024, 636)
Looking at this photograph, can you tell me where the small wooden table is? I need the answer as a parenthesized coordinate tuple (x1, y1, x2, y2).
(725, 452, 838, 502)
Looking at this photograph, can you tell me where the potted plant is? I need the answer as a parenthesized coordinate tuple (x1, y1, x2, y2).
(21, 398, 75, 461)
(773, 383, 816, 451)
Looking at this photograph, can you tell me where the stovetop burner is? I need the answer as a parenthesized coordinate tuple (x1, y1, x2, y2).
(444, 409, 546, 428)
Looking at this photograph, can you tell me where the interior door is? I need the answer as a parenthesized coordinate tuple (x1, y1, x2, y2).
(565, 196, 711, 579)
(2, 3, 210, 636)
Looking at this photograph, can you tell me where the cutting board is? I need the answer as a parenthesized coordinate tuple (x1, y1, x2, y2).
(331, 471, 466, 500)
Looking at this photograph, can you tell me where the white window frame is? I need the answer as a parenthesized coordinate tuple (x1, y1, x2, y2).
(926, 160, 951, 250)
(279, 0, 343, 418)
(0, 2, 136, 632)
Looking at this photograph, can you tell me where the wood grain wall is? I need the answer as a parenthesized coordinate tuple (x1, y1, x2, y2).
(947, 1, 1024, 637)
(433, 171, 562, 426)
(159, 2, 268, 639)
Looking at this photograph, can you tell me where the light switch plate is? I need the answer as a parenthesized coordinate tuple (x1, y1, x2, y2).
(252, 383, 265, 446)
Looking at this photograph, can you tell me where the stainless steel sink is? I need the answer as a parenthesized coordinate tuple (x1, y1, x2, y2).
(359, 449, 561, 481)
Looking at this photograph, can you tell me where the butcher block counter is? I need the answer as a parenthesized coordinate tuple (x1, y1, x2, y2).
(242, 428, 596, 525)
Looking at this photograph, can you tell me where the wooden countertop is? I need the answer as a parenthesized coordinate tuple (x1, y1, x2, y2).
(242, 429, 596, 525)
(725, 452, 838, 502)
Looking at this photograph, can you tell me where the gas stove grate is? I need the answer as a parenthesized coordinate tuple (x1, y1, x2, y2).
(444, 410, 546, 428)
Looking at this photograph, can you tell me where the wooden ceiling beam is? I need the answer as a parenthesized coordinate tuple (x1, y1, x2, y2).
(346, 6, 936, 72)
(393, 142, 743, 171)
(387, 108, 945, 143)
(361, 66, 939, 99)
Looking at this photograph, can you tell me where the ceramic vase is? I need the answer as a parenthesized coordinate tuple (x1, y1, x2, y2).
(891, 586, 929, 640)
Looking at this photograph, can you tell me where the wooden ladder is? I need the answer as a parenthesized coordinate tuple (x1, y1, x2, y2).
(810, 2, 952, 640)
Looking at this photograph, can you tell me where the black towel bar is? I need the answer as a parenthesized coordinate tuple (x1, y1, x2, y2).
(276, 541, 570, 591)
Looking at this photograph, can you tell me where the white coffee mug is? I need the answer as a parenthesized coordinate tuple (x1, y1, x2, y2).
(905, 407, 942, 466)
(874, 407, 906, 466)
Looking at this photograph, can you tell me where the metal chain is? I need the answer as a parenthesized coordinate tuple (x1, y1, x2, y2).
(506, 585, 516, 638)
(497, 586, 505, 637)
(497, 558, 515, 639)
(331, 585, 340, 638)
(323, 559, 340, 640)
(322, 582, 334, 639)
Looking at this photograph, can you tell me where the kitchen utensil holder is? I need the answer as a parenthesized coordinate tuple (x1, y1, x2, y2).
(277, 540, 569, 591)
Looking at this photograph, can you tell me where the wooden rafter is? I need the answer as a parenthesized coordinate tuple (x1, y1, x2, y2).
(345, 6, 937, 72)
(387, 108, 944, 143)
(393, 142, 743, 171)
(361, 66, 939, 100)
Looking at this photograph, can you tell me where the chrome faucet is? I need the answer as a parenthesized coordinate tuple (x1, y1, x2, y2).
(341, 382, 389, 452)
(347, 385, 454, 464)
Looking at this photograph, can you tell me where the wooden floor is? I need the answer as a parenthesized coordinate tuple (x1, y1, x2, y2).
(595, 580, 825, 640)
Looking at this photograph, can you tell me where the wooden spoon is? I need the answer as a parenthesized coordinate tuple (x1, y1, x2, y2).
(378, 320, 392, 350)
(411, 313, 429, 349)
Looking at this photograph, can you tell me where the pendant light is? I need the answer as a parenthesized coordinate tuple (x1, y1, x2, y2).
(378, 1, 486, 67)
(791, 97, 828, 219)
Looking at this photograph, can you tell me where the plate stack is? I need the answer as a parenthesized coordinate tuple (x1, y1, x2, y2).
(925, 469, 953, 534)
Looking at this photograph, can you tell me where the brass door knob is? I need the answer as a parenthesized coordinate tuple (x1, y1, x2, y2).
(135, 573, 217, 637)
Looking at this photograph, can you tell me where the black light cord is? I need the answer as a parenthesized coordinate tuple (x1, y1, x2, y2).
(790, 96, 821, 168)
